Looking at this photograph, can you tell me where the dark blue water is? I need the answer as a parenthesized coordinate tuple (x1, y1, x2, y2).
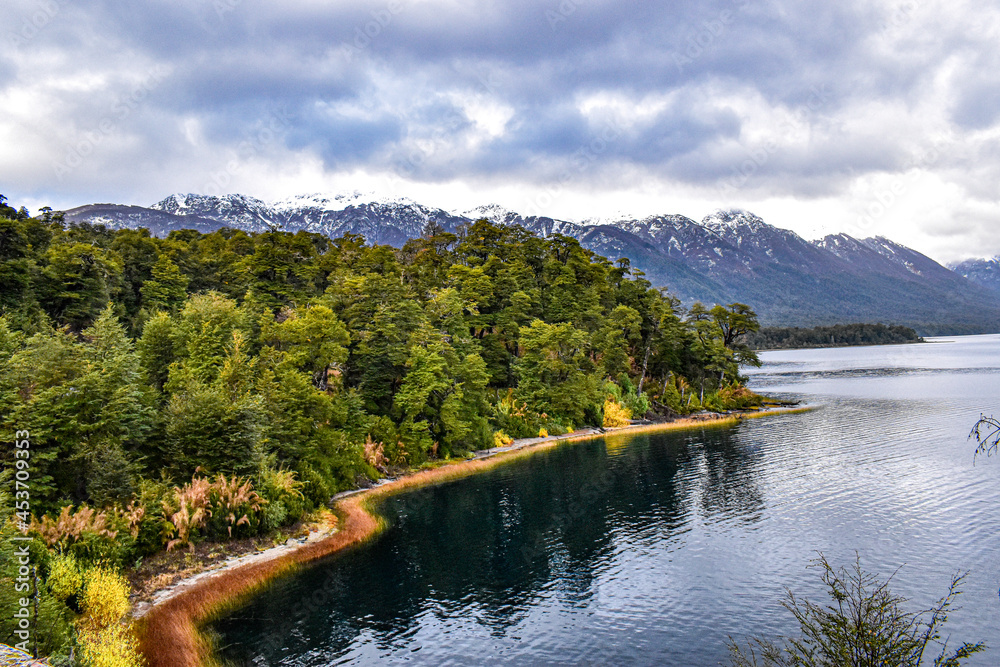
(210, 335, 1000, 666)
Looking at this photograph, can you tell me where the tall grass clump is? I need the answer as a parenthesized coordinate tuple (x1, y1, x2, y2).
(162, 473, 265, 551)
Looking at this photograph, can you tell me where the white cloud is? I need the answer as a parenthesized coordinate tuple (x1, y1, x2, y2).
(3, 0, 1000, 264)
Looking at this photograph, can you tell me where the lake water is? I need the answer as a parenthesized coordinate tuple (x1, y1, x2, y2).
(210, 335, 1000, 666)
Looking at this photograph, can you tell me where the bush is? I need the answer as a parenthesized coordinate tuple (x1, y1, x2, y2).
(616, 374, 650, 417)
(47, 553, 83, 602)
(162, 473, 265, 550)
(78, 623, 144, 667)
(79, 566, 130, 631)
(488, 389, 569, 438)
(30, 505, 117, 549)
(655, 374, 701, 414)
(602, 398, 631, 428)
(258, 468, 305, 525)
(713, 383, 764, 411)
(538, 428, 548, 438)
(260, 501, 288, 533)
(728, 554, 985, 666)
(493, 430, 513, 448)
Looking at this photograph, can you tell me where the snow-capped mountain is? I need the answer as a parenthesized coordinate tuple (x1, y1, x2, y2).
(950, 256, 1000, 296)
(152, 193, 276, 232)
(62, 193, 1000, 334)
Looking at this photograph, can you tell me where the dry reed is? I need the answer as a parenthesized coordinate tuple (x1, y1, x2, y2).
(136, 406, 808, 666)
(30, 505, 117, 547)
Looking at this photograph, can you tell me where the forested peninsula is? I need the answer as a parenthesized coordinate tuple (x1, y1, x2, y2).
(744, 323, 923, 350)
(0, 200, 764, 663)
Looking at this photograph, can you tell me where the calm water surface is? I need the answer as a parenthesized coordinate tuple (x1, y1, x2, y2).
(211, 334, 1000, 666)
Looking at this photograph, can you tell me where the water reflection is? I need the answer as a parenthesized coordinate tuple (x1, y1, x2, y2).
(211, 424, 768, 666)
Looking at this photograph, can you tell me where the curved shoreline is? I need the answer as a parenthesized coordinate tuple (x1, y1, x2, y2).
(136, 406, 809, 666)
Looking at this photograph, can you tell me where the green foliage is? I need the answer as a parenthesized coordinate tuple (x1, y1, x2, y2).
(728, 554, 985, 667)
(0, 492, 74, 658)
(0, 210, 761, 560)
(745, 323, 923, 351)
(41, 241, 122, 330)
(140, 253, 189, 314)
(515, 319, 602, 426)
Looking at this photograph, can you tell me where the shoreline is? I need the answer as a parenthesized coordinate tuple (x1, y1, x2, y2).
(135, 405, 809, 666)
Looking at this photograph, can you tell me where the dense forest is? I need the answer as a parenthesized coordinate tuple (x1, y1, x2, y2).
(0, 200, 762, 662)
(744, 323, 923, 350)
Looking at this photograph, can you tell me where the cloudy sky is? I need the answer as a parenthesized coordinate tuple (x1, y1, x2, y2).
(1, 0, 998, 263)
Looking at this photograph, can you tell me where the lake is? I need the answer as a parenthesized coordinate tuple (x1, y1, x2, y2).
(209, 334, 1000, 666)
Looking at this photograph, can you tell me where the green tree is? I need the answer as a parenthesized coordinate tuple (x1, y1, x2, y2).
(163, 331, 264, 478)
(136, 311, 177, 393)
(40, 242, 122, 329)
(0, 219, 34, 314)
(515, 319, 602, 425)
(711, 302, 761, 368)
(593, 304, 642, 377)
(110, 228, 160, 322)
(2, 307, 149, 507)
(141, 254, 190, 314)
(260, 304, 349, 390)
(168, 292, 249, 386)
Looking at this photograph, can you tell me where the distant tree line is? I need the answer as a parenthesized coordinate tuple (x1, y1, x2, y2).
(744, 323, 922, 350)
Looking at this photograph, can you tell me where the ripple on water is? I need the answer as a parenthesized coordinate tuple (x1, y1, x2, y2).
(210, 337, 1000, 666)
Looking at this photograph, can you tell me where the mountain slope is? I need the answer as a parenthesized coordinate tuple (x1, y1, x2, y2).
(62, 194, 1000, 335)
(951, 257, 1000, 296)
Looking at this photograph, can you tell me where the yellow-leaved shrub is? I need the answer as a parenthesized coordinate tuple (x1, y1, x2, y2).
(602, 398, 632, 428)
(80, 567, 130, 630)
(47, 552, 83, 602)
(78, 624, 144, 667)
(538, 428, 548, 438)
(493, 431, 513, 448)
(77, 566, 145, 667)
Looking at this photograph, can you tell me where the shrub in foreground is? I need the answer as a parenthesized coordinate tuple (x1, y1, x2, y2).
(729, 554, 985, 667)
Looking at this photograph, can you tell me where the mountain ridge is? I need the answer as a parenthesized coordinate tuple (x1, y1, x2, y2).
(62, 193, 1000, 335)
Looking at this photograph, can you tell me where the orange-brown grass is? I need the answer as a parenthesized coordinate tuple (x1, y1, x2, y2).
(136, 407, 806, 666)
(137, 495, 378, 667)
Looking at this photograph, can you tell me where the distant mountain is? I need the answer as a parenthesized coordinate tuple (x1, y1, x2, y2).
(149, 192, 470, 247)
(63, 194, 1000, 335)
(63, 203, 224, 236)
(950, 256, 1000, 296)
